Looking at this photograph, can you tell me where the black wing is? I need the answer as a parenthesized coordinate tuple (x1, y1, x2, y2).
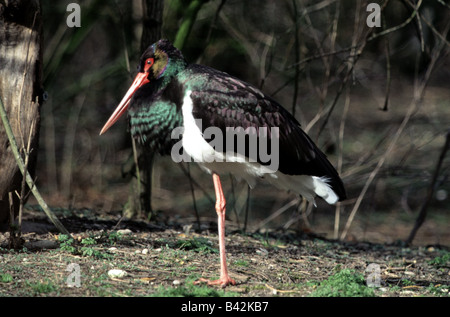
(187, 64, 346, 200)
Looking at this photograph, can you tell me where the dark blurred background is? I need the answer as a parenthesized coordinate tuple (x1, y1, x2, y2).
(33, 0, 450, 245)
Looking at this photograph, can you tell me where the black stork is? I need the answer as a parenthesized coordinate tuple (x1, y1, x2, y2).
(100, 39, 346, 287)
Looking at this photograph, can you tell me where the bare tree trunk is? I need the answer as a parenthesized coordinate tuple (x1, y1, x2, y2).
(139, 0, 163, 217)
(124, 0, 163, 219)
(0, 0, 43, 229)
(140, 0, 163, 52)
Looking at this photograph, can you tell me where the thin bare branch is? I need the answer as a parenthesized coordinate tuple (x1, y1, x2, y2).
(367, 0, 422, 42)
(340, 19, 450, 240)
(404, 0, 450, 48)
(0, 95, 71, 236)
(406, 129, 450, 245)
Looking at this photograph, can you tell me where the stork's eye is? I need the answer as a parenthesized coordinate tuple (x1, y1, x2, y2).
(144, 57, 155, 71)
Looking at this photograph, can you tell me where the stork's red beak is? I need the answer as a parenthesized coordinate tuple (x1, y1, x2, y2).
(100, 72, 150, 135)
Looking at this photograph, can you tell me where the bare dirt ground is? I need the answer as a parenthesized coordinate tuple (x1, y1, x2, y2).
(0, 207, 449, 298)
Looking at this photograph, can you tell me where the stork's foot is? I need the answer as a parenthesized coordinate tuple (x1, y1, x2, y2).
(194, 276, 236, 288)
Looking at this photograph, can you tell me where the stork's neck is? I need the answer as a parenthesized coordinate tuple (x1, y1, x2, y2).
(158, 57, 188, 88)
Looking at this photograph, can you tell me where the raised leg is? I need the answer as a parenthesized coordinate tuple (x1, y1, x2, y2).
(195, 173, 236, 287)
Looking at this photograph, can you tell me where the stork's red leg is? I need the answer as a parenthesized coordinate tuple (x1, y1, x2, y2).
(195, 173, 236, 287)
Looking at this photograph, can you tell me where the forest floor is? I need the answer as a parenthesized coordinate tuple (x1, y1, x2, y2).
(0, 206, 449, 298)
